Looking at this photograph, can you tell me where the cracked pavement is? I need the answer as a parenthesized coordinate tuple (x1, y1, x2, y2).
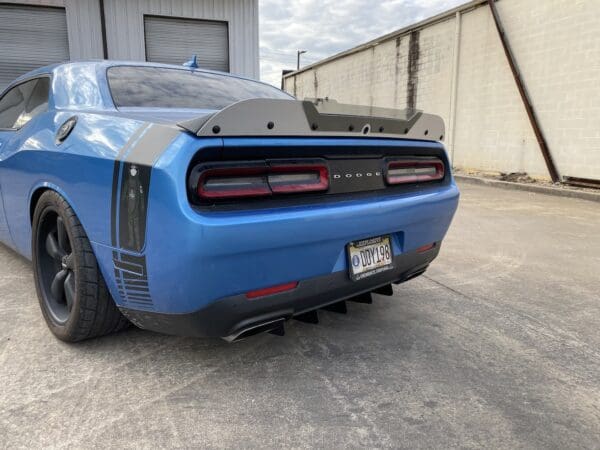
(1, 182, 599, 449)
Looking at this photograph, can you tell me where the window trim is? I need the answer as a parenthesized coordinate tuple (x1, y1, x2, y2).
(0, 74, 52, 132)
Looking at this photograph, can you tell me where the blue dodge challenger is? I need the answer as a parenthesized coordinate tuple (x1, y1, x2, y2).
(0, 61, 459, 342)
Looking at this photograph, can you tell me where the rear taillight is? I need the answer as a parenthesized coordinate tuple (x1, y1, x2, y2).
(195, 161, 329, 200)
(268, 164, 329, 194)
(385, 158, 445, 185)
(197, 167, 271, 199)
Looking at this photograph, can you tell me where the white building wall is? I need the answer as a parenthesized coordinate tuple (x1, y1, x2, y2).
(284, 0, 600, 181)
(415, 19, 456, 126)
(493, 0, 600, 179)
(452, 4, 546, 176)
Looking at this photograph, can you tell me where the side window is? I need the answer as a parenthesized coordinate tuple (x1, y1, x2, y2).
(0, 84, 28, 129)
(14, 78, 50, 129)
(0, 78, 50, 130)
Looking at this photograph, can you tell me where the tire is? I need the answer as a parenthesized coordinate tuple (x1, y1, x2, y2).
(32, 190, 129, 342)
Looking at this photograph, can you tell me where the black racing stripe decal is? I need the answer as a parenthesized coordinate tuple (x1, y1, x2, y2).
(116, 125, 180, 253)
(109, 124, 180, 311)
(110, 124, 150, 247)
(119, 252, 147, 264)
(120, 272, 146, 281)
(113, 259, 145, 276)
(110, 162, 120, 247)
(118, 125, 181, 252)
(120, 279, 148, 287)
(121, 125, 181, 166)
(111, 124, 180, 251)
(113, 251, 152, 309)
(118, 162, 151, 252)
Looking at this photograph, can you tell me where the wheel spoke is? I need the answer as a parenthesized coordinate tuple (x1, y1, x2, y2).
(56, 216, 68, 253)
(64, 272, 75, 311)
(45, 233, 66, 261)
(50, 269, 68, 301)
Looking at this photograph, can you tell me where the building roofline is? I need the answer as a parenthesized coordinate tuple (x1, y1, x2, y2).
(283, 0, 487, 79)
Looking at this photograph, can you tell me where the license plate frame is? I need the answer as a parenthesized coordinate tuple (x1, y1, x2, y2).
(346, 235, 394, 281)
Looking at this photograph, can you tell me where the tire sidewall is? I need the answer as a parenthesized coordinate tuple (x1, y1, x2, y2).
(32, 192, 82, 340)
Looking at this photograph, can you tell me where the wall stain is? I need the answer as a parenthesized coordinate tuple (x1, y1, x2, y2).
(313, 71, 319, 98)
(369, 46, 375, 108)
(407, 30, 420, 111)
(393, 36, 402, 108)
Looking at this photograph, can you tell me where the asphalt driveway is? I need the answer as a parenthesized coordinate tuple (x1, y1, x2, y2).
(1, 182, 599, 449)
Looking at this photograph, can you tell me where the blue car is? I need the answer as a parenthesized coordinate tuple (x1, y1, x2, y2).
(0, 61, 459, 342)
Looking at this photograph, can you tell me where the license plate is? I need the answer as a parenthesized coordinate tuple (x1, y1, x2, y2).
(347, 235, 394, 281)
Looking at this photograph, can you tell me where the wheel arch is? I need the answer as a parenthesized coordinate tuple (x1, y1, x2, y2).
(28, 182, 110, 279)
(29, 183, 81, 225)
(29, 186, 49, 224)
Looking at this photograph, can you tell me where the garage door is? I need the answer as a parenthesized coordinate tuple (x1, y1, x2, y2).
(144, 16, 229, 73)
(0, 5, 69, 92)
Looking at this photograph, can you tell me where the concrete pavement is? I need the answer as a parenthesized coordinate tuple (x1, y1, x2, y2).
(1, 182, 599, 449)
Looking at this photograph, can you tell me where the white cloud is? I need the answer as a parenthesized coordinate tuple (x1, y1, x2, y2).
(259, 0, 467, 86)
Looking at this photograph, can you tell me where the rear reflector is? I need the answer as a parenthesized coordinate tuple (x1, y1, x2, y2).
(386, 159, 444, 185)
(197, 163, 329, 200)
(416, 242, 436, 253)
(246, 281, 299, 299)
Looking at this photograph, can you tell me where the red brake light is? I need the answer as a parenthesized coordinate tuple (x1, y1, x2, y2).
(386, 159, 445, 185)
(196, 162, 329, 200)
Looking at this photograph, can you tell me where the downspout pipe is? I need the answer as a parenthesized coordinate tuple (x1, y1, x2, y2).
(99, 0, 108, 59)
(448, 11, 461, 165)
(487, 0, 560, 182)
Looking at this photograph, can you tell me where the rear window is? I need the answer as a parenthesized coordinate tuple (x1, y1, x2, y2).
(107, 66, 292, 110)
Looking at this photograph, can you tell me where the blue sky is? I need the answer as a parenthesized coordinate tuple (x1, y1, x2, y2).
(259, 0, 466, 85)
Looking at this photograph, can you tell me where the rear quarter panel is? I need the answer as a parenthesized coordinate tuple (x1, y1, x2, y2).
(0, 111, 145, 258)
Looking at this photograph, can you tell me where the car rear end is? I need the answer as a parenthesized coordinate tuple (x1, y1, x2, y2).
(116, 132, 458, 340)
(102, 64, 459, 340)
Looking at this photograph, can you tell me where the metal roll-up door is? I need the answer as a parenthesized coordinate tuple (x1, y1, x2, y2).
(144, 16, 230, 73)
(0, 5, 69, 92)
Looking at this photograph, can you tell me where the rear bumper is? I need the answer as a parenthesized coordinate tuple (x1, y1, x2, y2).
(92, 180, 458, 316)
(119, 245, 439, 339)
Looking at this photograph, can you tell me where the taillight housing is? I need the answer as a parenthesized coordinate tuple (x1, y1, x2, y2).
(192, 160, 329, 201)
(197, 166, 271, 199)
(385, 158, 445, 185)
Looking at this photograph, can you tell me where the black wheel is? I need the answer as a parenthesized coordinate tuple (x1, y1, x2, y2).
(32, 191, 129, 342)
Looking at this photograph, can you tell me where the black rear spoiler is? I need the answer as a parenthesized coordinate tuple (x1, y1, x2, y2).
(178, 98, 445, 142)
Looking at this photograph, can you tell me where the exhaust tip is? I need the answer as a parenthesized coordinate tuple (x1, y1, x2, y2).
(223, 318, 286, 342)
